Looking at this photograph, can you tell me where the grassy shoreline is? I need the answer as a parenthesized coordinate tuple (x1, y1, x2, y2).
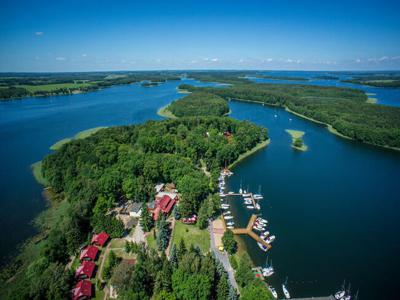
(49, 126, 107, 151)
(228, 139, 270, 169)
(157, 104, 178, 119)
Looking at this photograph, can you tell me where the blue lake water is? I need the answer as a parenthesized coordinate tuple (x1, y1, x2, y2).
(0, 74, 399, 299)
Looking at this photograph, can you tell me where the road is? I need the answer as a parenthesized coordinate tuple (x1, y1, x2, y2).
(209, 222, 239, 293)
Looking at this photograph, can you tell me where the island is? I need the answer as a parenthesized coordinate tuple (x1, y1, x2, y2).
(286, 129, 308, 151)
(179, 72, 400, 151)
(1, 116, 273, 299)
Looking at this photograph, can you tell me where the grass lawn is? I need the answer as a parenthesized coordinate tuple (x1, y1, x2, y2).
(19, 82, 94, 92)
(31, 161, 49, 185)
(171, 221, 210, 253)
(49, 126, 107, 150)
(146, 229, 157, 250)
(285, 129, 308, 151)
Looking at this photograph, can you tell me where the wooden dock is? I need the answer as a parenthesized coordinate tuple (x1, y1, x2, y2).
(222, 214, 271, 250)
(223, 192, 258, 207)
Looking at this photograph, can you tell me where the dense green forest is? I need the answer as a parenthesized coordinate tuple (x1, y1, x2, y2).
(0, 71, 181, 100)
(168, 92, 230, 117)
(180, 80, 400, 149)
(0, 117, 267, 299)
(342, 75, 400, 87)
(255, 75, 309, 81)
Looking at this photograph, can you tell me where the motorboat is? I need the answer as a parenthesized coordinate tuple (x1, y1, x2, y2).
(224, 215, 233, 220)
(282, 283, 290, 299)
(226, 221, 234, 226)
(223, 211, 231, 215)
(227, 226, 234, 229)
(253, 225, 264, 231)
(265, 235, 276, 243)
(246, 205, 254, 209)
(239, 188, 243, 194)
(242, 193, 251, 197)
(255, 203, 261, 210)
(335, 291, 345, 299)
(244, 197, 252, 201)
(257, 217, 268, 224)
(268, 286, 278, 299)
(257, 242, 268, 252)
(261, 231, 270, 237)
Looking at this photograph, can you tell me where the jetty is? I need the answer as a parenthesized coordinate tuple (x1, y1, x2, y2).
(221, 214, 271, 250)
(223, 192, 258, 207)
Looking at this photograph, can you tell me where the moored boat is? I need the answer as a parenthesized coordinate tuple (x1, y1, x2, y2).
(268, 286, 278, 299)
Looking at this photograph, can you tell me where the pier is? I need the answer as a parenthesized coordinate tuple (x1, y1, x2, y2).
(223, 192, 258, 207)
(222, 214, 271, 250)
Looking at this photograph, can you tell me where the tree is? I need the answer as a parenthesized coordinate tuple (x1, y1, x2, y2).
(157, 216, 170, 251)
(197, 201, 209, 229)
(111, 260, 135, 293)
(293, 138, 303, 148)
(169, 244, 178, 268)
(235, 253, 254, 288)
(240, 282, 273, 300)
(217, 272, 230, 300)
(103, 250, 121, 280)
(222, 230, 237, 255)
(140, 202, 154, 232)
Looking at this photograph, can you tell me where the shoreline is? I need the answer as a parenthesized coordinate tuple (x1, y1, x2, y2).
(230, 97, 400, 152)
(157, 104, 178, 119)
(285, 129, 308, 151)
(228, 139, 270, 169)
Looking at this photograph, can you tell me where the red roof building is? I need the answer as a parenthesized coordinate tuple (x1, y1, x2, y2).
(80, 246, 99, 261)
(91, 232, 109, 247)
(72, 280, 92, 300)
(152, 195, 176, 221)
(75, 260, 96, 279)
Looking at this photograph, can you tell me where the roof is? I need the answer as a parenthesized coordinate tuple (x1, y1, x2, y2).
(158, 195, 176, 214)
(72, 280, 92, 300)
(91, 232, 109, 247)
(128, 202, 142, 214)
(75, 260, 96, 279)
(155, 183, 165, 193)
(156, 191, 178, 200)
(80, 246, 99, 261)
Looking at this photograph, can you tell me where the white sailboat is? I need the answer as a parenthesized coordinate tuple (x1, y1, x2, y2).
(282, 277, 290, 299)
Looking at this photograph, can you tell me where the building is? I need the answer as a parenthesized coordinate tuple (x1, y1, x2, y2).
(80, 246, 99, 261)
(151, 194, 176, 221)
(72, 280, 92, 300)
(155, 183, 165, 193)
(75, 260, 96, 279)
(91, 232, 109, 247)
(127, 202, 142, 218)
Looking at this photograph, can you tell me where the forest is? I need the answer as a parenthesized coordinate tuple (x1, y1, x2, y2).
(168, 92, 230, 117)
(342, 74, 400, 87)
(0, 117, 267, 299)
(180, 80, 400, 149)
(0, 71, 182, 100)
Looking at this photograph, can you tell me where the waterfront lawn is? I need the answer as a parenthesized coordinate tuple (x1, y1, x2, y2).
(286, 129, 308, 151)
(171, 221, 210, 253)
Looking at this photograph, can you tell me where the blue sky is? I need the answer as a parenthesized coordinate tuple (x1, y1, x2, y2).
(1, 0, 400, 71)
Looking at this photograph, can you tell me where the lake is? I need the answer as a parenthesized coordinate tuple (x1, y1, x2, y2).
(0, 74, 399, 299)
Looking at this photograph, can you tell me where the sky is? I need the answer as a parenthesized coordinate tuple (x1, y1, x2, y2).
(1, 0, 400, 72)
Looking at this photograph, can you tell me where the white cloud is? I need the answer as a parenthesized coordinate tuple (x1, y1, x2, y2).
(211, 58, 219, 62)
(81, 53, 87, 57)
(355, 58, 361, 63)
(266, 58, 273, 62)
(35, 31, 43, 36)
(286, 58, 293, 63)
(55, 56, 66, 61)
(378, 56, 389, 61)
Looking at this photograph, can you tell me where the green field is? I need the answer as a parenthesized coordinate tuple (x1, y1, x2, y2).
(171, 221, 210, 253)
(19, 82, 94, 93)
